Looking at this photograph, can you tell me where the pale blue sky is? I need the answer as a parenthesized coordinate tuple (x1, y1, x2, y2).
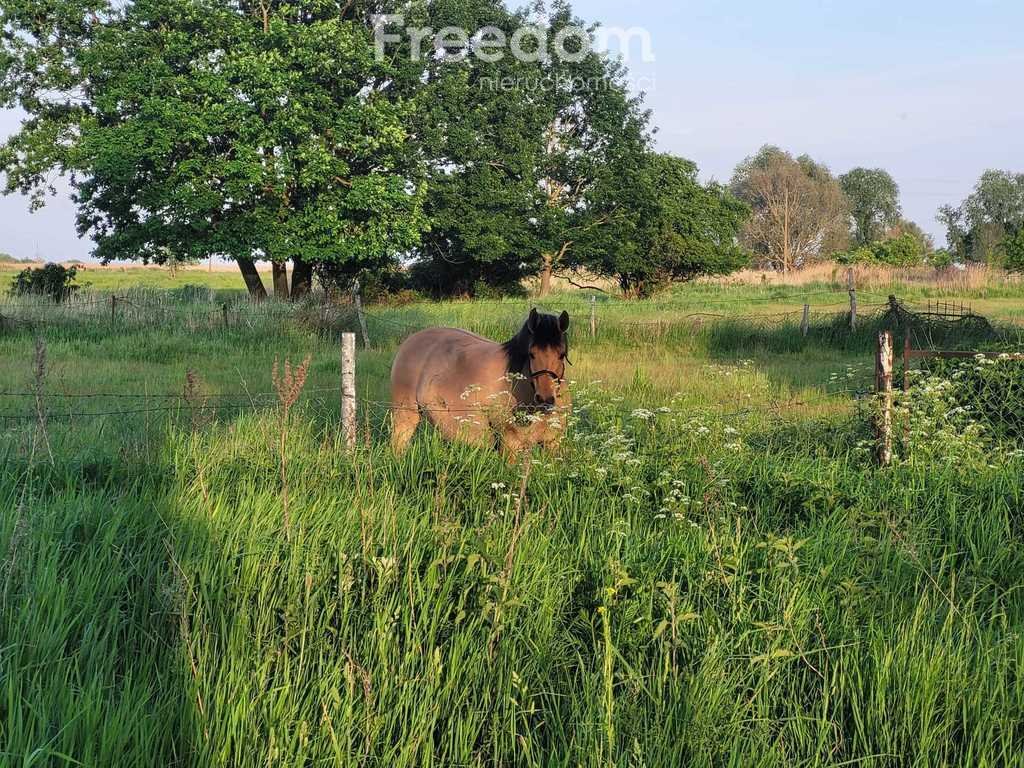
(2, 0, 1022, 260)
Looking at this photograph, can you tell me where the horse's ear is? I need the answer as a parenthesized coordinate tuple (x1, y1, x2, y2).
(558, 311, 570, 332)
(527, 308, 539, 332)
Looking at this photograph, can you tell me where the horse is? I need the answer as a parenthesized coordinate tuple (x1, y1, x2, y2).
(390, 309, 572, 456)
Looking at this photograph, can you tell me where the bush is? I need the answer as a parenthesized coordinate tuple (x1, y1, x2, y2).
(9, 263, 79, 301)
(927, 248, 955, 269)
(1001, 229, 1024, 272)
(836, 234, 925, 267)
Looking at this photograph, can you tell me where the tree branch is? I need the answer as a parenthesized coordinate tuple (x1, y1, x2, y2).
(553, 271, 609, 293)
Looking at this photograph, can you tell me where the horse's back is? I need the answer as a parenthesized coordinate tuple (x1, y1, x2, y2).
(391, 327, 504, 404)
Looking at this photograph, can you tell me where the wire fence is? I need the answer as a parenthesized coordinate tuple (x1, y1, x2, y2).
(0, 385, 869, 424)
(3, 288, 1020, 456)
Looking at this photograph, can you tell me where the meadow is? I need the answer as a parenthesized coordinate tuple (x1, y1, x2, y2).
(2, 268, 1024, 766)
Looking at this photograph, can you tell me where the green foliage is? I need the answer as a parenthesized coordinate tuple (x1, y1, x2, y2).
(899, 357, 1024, 457)
(579, 152, 750, 296)
(888, 218, 934, 255)
(839, 168, 902, 246)
(9, 262, 79, 301)
(1, 0, 429, 294)
(1000, 227, 1024, 272)
(836, 233, 925, 267)
(940, 170, 1024, 263)
(928, 248, 955, 269)
(409, 1, 653, 297)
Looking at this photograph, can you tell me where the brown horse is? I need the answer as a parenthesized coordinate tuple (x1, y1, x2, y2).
(390, 309, 572, 456)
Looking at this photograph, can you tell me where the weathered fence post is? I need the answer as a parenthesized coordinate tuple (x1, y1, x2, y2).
(901, 327, 912, 452)
(590, 295, 597, 338)
(110, 295, 117, 323)
(341, 332, 356, 450)
(876, 331, 894, 466)
(847, 269, 857, 331)
(902, 328, 911, 394)
(222, 303, 229, 331)
(801, 303, 810, 337)
(352, 279, 370, 350)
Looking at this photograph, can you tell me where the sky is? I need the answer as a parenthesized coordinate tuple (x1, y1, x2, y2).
(2, 0, 1023, 261)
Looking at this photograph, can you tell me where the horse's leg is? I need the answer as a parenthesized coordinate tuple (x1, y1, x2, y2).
(391, 403, 420, 454)
(500, 425, 533, 463)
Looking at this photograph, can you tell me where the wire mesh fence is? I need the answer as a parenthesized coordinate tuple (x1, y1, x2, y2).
(870, 324, 1024, 467)
(3, 287, 1019, 464)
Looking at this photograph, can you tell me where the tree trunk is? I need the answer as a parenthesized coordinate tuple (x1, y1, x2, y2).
(291, 257, 313, 300)
(536, 253, 552, 299)
(536, 259, 552, 294)
(539, 242, 571, 298)
(237, 257, 267, 300)
(782, 188, 791, 274)
(272, 261, 289, 299)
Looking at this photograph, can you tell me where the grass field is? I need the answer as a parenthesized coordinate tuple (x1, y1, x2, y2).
(2, 273, 1024, 766)
(0, 261, 251, 292)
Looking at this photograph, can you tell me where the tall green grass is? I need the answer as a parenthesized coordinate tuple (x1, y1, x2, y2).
(3, 391, 1024, 765)
(2, 291, 1024, 766)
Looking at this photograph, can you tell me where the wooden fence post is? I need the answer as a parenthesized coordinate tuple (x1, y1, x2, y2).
(801, 303, 810, 337)
(222, 303, 229, 331)
(902, 328, 911, 394)
(341, 332, 356, 450)
(110, 295, 117, 323)
(352, 279, 370, 350)
(876, 331, 894, 466)
(847, 269, 857, 331)
(590, 295, 597, 338)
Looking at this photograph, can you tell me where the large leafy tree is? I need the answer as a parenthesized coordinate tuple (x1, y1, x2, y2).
(577, 152, 749, 297)
(407, 1, 548, 297)
(839, 167, 901, 246)
(1, 0, 428, 299)
(730, 146, 849, 273)
(939, 170, 1024, 264)
(407, 0, 653, 298)
(529, 1, 651, 297)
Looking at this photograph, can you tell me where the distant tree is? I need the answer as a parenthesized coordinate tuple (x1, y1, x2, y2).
(887, 219, 935, 255)
(730, 146, 849, 273)
(0, 0, 429, 300)
(939, 170, 1024, 264)
(840, 168, 901, 246)
(1002, 228, 1024, 272)
(576, 152, 749, 297)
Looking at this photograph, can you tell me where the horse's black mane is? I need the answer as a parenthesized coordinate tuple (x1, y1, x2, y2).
(502, 312, 566, 374)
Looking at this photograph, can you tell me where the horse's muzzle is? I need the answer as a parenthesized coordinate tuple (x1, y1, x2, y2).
(533, 394, 556, 411)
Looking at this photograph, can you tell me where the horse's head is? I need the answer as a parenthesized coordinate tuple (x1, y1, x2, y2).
(524, 308, 570, 409)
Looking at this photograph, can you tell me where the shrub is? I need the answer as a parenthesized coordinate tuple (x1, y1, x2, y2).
(1001, 229, 1024, 272)
(927, 248, 955, 269)
(836, 234, 925, 267)
(9, 263, 79, 301)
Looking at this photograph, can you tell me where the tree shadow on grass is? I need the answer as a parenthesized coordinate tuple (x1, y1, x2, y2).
(0, 429, 207, 767)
